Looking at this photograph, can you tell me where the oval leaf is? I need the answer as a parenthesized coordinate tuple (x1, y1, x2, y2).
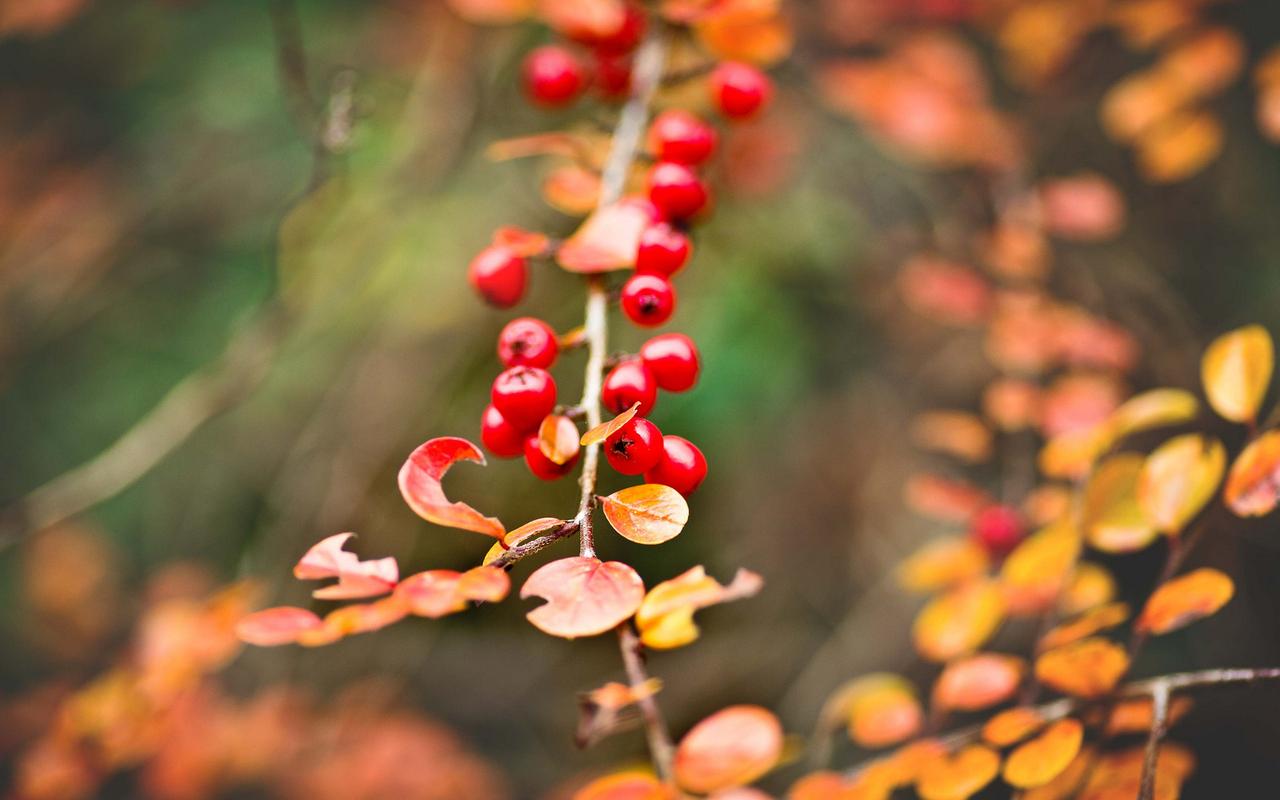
(1224, 429, 1280, 516)
(396, 566, 510, 618)
(982, 707, 1046, 747)
(1202, 324, 1273, 423)
(236, 606, 323, 647)
(1109, 388, 1199, 439)
(538, 414, 582, 465)
(1136, 568, 1234, 635)
(1034, 637, 1129, 698)
(1003, 718, 1084, 789)
(912, 579, 1006, 663)
(896, 536, 990, 594)
(398, 437, 505, 539)
(916, 745, 1000, 800)
(932, 654, 1026, 712)
(1083, 454, 1157, 553)
(601, 484, 689, 545)
(557, 201, 652, 273)
(520, 556, 644, 638)
(674, 705, 783, 794)
(1137, 434, 1225, 535)
(821, 674, 922, 750)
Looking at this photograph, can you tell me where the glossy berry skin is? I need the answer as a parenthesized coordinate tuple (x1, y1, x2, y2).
(524, 434, 579, 480)
(491, 366, 556, 431)
(604, 417, 664, 475)
(649, 109, 718, 166)
(709, 62, 773, 119)
(601, 359, 658, 416)
(635, 222, 691, 277)
(593, 52, 632, 100)
(591, 3, 645, 54)
(480, 404, 526, 458)
(647, 162, 709, 220)
(498, 317, 558, 368)
(468, 246, 527, 308)
(644, 435, 707, 496)
(640, 333, 700, 392)
(620, 273, 676, 327)
(523, 46, 587, 107)
(970, 504, 1025, 555)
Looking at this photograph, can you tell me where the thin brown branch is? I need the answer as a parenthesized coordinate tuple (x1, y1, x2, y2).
(1137, 678, 1171, 800)
(487, 521, 581, 570)
(619, 622, 678, 783)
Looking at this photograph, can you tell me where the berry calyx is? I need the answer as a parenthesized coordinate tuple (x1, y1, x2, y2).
(647, 161, 710, 220)
(480, 404, 526, 459)
(709, 62, 773, 119)
(604, 417, 664, 475)
(620, 273, 676, 327)
(498, 317, 559, 368)
(640, 333, 700, 392)
(644, 435, 708, 496)
(491, 366, 557, 430)
(468, 246, 527, 308)
(635, 222, 692, 277)
(601, 359, 658, 416)
(523, 46, 587, 107)
(648, 109, 718, 166)
(969, 504, 1026, 555)
(524, 434, 579, 480)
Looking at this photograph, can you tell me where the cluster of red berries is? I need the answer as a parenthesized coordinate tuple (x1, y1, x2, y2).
(521, 5, 647, 107)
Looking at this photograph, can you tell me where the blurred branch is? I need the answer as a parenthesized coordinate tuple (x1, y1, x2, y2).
(1138, 678, 1171, 800)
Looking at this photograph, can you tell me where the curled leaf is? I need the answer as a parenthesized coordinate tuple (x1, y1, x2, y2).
(1137, 434, 1225, 535)
(293, 534, 398, 601)
(821, 674, 922, 750)
(1003, 718, 1084, 789)
(913, 579, 1006, 663)
(520, 557, 644, 638)
(674, 705, 783, 794)
(396, 566, 510, 618)
(916, 745, 1000, 800)
(1223, 430, 1280, 516)
(399, 437, 505, 539)
(1201, 324, 1273, 423)
(1034, 637, 1129, 698)
(538, 414, 582, 465)
(601, 484, 689, 545)
(1136, 568, 1234, 635)
(635, 566, 763, 650)
(932, 654, 1025, 712)
(581, 402, 640, 446)
(236, 607, 323, 647)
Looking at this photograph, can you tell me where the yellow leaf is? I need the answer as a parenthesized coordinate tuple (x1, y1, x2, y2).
(1083, 454, 1158, 553)
(1003, 718, 1084, 789)
(1137, 434, 1225, 534)
(1201, 324, 1274, 423)
(1136, 568, 1234, 635)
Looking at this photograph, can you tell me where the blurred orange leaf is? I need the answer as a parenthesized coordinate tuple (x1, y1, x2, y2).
(1106, 696, 1193, 735)
(558, 200, 653, 273)
(293, 533, 399, 601)
(573, 770, 674, 800)
(1201, 324, 1274, 423)
(1003, 718, 1084, 789)
(1108, 388, 1199, 440)
(1137, 434, 1224, 534)
(581, 403, 640, 446)
(395, 566, 510, 618)
(904, 474, 993, 524)
(999, 520, 1081, 616)
(897, 256, 993, 327)
(543, 165, 601, 216)
(444, 0, 533, 24)
(538, 414, 582, 465)
(298, 596, 410, 646)
(1038, 173, 1125, 241)
(235, 607, 323, 647)
(932, 654, 1025, 712)
(1059, 563, 1118, 616)
(399, 437, 505, 539)
(1039, 426, 1110, 481)
(1038, 602, 1129, 653)
(896, 536, 990, 594)
(1224, 430, 1280, 516)
(1083, 454, 1157, 554)
(635, 566, 762, 649)
(601, 484, 689, 545)
(982, 707, 1046, 747)
(674, 705, 783, 794)
(539, 0, 625, 38)
(1081, 743, 1196, 799)
(913, 579, 1005, 662)
(521, 557, 644, 638)
(1022, 746, 1095, 800)
(1035, 637, 1129, 698)
(1136, 568, 1234, 635)
(693, 3, 792, 66)
(916, 745, 999, 800)
(492, 225, 551, 257)
(910, 411, 993, 463)
(822, 674, 922, 749)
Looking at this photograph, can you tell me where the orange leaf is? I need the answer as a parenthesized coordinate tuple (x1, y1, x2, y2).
(1059, 563, 1117, 616)
(558, 200, 653, 273)
(539, 0, 625, 39)
(542, 165, 601, 216)
(482, 517, 567, 565)
(1223, 429, 1280, 516)
(492, 225, 550, 257)
(398, 437, 505, 539)
(293, 533, 399, 600)
(999, 520, 1081, 616)
(1081, 743, 1196, 799)
(915, 745, 999, 800)
(235, 607, 322, 647)
(520, 557, 644, 638)
(1038, 603, 1130, 652)
(298, 595, 410, 646)
(585, 678, 663, 711)
(1083, 454, 1157, 553)
(1034, 637, 1129, 698)
(601, 484, 689, 545)
(932, 654, 1025, 712)
(821, 674, 922, 750)
(1003, 718, 1084, 789)
(395, 566, 510, 618)
(982, 707, 1046, 747)
(635, 566, 763, 649)
(674, 705, 783, 794)
(573, 770, 675, 800)
(581, 403, 640, 446)
(1201, 324, 1274, 423)
(539, 414, 582, 465)
(1137, 434, 1225, 535)
(1022, 746, 1095, 800)
(1105, 696, 1193, 735)
(1136, 568, 1234, 635)
(909, 411, 993, 463)
(694, 11, 792, 67)
(904, 474, 993, 524)
(912, 579, 1006, 663)
(896, 536, 990, 594)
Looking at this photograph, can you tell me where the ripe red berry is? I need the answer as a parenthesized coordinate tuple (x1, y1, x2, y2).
(601, 359, 658, 416)
(709, 62, 773, 119)
(523, 46, 586, 107)
(635, 222, 692, 277)
(491, 366, 557, 430)
(468, 246, 527, 308)
(620, 273, 676, 327)
(604, 417, 664, 475)
(640, 333, 700, 392)
(969, 504, 1026, 555)
(593, 52, 632, 100)
(498, 317, 559, 368)
(480, 404, 526, 458)
(644, 435, 707, 495)
(524, 434, 579, 480)
(647, 162, 709, 220)
(649, 109, 718, 166)
(592, 3, 645, 54)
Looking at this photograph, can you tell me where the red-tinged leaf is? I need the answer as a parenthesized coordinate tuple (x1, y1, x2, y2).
(236, 607, 323, 647)
(1136, 568, 1234, 635)
(493, 225, 550, 257)
(821, 674, 923, 749)
(601, 484, 689, 545)
(581, 403, 640, 446)
(298, 595, 409, 646)
(904, 473, 993, 524)
(674, 705, 784, 794)
(557, 201, 652, 273)
(573, 770, 675, 800)
(293, 532, 359, 580)
(293, 532, 399, 600)
(539, 414, 582, 465)
(932, 654, 1026, 712)
(396, 566, 512, 618)
(482, 517, 567, 565)
(520, 557, 644, 638)
(1224, 430, 1280, 516)
(398, 437, 505, 539)
(540, 0, 625, 40)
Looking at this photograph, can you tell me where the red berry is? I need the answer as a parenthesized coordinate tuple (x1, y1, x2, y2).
(620, 273, 676, 327)
(604, 417, 664, 475)
(649, 109, 718, 166)
(468, 246, 527, 308)
(498, 317, 559, 368)
(635, 222, 692, 276)
(709, 62, 772, 119)
(523, 46, 586, 107)
(644, 435, 707, 495)
(601, 359, 658, 416)
(647, 162, 709, 220)
(491, 366, 557, 430)
(640, 333, 700, 392)
(969, 504, 1025, 555)
(481, 404, 526, 458)
(524, 434, 579, 480)
(592, 3, 645, 54)
(593, 52, 632, 100)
